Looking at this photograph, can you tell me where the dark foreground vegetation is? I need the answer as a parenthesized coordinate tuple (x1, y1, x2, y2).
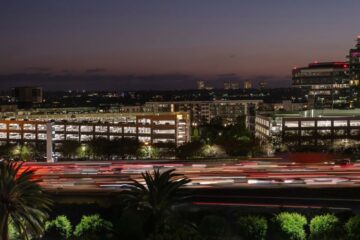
(2, 161, 360, 240)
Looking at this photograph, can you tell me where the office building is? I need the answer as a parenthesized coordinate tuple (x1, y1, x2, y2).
(197, 80, 205, 90)
(145, 100, 262, 132)
(258, 81, 267, 89)
(244, 80, 252, 89)
(13, 87, 43, 104)
(349, 36, 360, 107)
(292, 62, 350, 108)
(224, 81, 240, 90)
(256, 109, 360, 151)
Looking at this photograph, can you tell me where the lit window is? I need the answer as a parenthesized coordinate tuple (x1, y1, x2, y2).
(9, 123, 20, 130)
(317, 120, 331, 127)
(95, 126, 107, 133)
(301, 121, 315, 128)
(23, 124, 35, 130)
(334, 120, 347, 127)
(350, 120, 360, 126)
(284, 121, 299, 128)
(81, 125, 93, 132)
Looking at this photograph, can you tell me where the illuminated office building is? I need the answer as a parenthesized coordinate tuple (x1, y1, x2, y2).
(292, 62, 350, 108)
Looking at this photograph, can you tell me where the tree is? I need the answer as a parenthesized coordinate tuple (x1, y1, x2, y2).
(273, 212, 307, 240)
(58, 140, 81, 159)
(176, 141, 204, 159)
(238, 215, 268, 240)
(74, 214, 113, 240)
(309, 214, 340, 240)
(10, 144, 35, 161)
(122, 168, 191, 235)
(345, 215, 360, 240)
(43, 215, 72, 240)
(0, 161, 52, 240)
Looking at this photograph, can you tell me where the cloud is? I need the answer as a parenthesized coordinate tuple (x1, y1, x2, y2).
(0, 72, 290, 90)
(23, 67, 52, 73)
(85, 68, 106, 73)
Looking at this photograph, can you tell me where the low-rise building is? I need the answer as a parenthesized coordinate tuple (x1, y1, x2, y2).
(256, 109, 360, 151)
(144, 100, 263, 131)
(0, 112, 190, 147)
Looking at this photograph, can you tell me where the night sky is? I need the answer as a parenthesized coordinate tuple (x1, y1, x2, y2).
(1, 0, 360, 90)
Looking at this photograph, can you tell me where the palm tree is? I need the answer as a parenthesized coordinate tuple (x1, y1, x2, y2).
(122, 168, 191, 234)
(0, 161, 52, 240)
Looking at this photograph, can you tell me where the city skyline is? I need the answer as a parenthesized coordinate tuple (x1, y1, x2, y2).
(1, 0, 360, 90)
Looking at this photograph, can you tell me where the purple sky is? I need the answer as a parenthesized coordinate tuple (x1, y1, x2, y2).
(1, 0, 360, 90)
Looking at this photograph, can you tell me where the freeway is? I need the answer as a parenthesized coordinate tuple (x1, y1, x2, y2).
(21, 160, 360, 192)
(20, 159, 360, 209)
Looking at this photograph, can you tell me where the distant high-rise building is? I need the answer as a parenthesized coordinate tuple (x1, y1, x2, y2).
(197, 80, 205, 90)
(258, 81, 267, 89)
(292, 62, 350, 108)
(13, 87, 43, 106)
(244, 80, 252, 89)
(349, 36, 360, 107)
(224, 81, 240, 90)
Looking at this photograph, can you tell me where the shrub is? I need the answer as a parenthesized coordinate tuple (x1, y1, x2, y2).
(309, 214, 340, 240)
(199, 215, 229, 240)
(238, 215, 267, 240)
(273, 212, 307, 240)
(345, 215, 360, 240)
(74, 214, 113, 240)
(44, 215, 72, 240)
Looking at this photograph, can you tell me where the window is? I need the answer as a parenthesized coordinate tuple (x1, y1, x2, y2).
(284, 121, 299, 128)
(124, 127, 136, 134)
(301, 121, 315, 128)
(350, 120, 360, 126)
(153, 129, 176, 134)
(317, 129, 331, 136)
(110, 135, 122, 140)
(38, 133, 47, 140)
(24, 133, 36, 140)
(54, 134, 65, 141)
(154, 120, 175, 125)
(54, 125, 65, 131)
(138, 136, 151, 142)
(0, 123, 6, 130)
(109, 126, 122, 133)
(301, 130, 315, 136)
(66, 134, 79, 140)
(81, 125, 93, 132)
(317, 120, 332, 127)
(9, 133, 21, 139)
(95, 126, 107, 133)
(334, 120, 347, 127)
(38, 124, 47, 131)
(9, 123, 20, 130)
(350, 129, 360, 136)
(138, 118, 151, 125)
(23, 124, 35, 130)
(138, 127, 151, 134)
(334, 129, 346, 136)
(66, 125, 79, 132)
(0, 132, 6, 139)
(80, 134, 93, 141)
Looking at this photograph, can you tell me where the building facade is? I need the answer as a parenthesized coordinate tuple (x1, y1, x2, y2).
(13, 87, 43, 104)
(0, 112, 190, 147)
(349, 37, 360, 107)
(292, 62, 350, 108)
(256, 109, 360, 151)
(144, 100, 262, 131)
